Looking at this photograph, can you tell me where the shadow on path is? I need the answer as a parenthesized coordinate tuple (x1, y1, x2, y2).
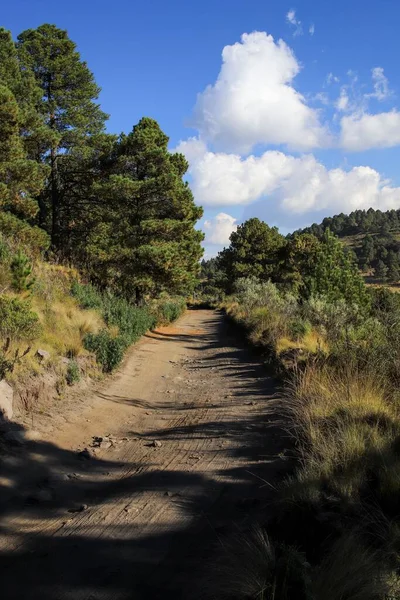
(0, 310, 291, 600)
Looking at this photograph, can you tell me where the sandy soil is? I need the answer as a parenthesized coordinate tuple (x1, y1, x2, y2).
(0, 310, 287, 600)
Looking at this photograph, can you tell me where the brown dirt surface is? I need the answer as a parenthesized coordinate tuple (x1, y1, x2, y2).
(0, 309, 288, 600)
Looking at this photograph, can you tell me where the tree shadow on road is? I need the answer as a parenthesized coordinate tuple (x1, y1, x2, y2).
(0, 311, 292, 600)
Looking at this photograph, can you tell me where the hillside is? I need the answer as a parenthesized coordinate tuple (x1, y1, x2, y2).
(296, 207, 400, 284)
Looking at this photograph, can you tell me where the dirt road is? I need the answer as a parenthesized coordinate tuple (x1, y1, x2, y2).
(0, 310, 286, 600)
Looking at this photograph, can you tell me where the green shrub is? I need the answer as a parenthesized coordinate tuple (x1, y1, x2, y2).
(0, 212, 49, 255)
(288, 319, 312, 341)
(11, 250, 34, 292)
(71, 281, 103, 309)
(0, 296, 41, 340)
(66, 360, 80, 385)
(152, 297, 186, 324)
(84, 330, 126, 373)
(102, 295, 156, 343)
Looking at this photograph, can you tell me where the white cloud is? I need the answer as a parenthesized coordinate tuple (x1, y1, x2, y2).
(178, 138, 400, 219)
(191, 32, 328, 153)
(286, 9, 303, 36)
(309, 23, 315, 36)
(336, 88, 350, 111)
(326, 72, 340, 85)
(367, 67, 391, 101)
(341, 111, 400, 151)
(314, 92, 329, 105)
(203, 213, 238, 245)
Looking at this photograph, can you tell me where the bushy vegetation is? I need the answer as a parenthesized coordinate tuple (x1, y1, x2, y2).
(72, 281, 185, 372)
(205, 215, 400, 598)
(66, 360, 80, 385)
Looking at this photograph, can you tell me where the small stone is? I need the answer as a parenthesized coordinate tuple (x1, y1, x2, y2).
(99, 440, 112, 450)
(164, 491, 173, 497)
(151, 440, 162, 448)
(36, 349, 50, 361)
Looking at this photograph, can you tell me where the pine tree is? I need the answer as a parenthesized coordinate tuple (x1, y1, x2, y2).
(388, 263, 400, 284)
(217, 218, 285, 290)
(305, 229, 370, 308)
(0, 27, 49, 163)
(16, 24, 108, 246)
(86, 118, 204, 299)
(0, 84, 48, 222)
(375, 260, 388, 281)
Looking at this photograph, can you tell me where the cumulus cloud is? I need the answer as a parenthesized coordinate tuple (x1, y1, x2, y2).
(309, 23, 315, 36)
(191, 32, 328, 153)
(203, 213, 238, 245)
(341, 111, 400, 151)
(177, 138, 400, 219)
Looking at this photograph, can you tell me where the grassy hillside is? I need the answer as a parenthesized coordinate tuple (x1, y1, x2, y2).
(0, 231, 186, 417)
(297, 207, 400, 285)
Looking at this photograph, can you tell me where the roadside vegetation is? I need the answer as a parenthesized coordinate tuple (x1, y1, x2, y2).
(0, 24, 200, 412)
(201, 217, 400, 599)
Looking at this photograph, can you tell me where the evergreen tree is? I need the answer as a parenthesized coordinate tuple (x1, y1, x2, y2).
(86, 118, 204, 299)
(360, 235, 375, 271)
(217, 218, 285, 289)
(16, 24, 108, 245)
(375, 260, 388, 281)
(0, 84, 48, 222)
(388, 262, 400, 284)
(282, 233, 321, 290)
(305, 229, 370, 308)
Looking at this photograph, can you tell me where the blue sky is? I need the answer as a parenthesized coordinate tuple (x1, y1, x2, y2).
(3, 0, 400, 256)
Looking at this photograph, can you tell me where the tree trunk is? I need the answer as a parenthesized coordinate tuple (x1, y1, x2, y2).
(50, 144, 60, 248)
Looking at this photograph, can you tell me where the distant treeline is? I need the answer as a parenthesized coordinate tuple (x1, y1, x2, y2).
(296, 207, 400, 281)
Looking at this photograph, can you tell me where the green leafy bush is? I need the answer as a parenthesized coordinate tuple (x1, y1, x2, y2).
(102, 295, 156, 343)
(73, 282, 183, 372)
(71, 281, 103, 309)
(0, 295, 41, 340)
(151, 297, 186, 324)
(0, 212, 49, 255)
(66, 360, 80, 385)
(288, 318, 312, 341)
(84, 330, 125, 373)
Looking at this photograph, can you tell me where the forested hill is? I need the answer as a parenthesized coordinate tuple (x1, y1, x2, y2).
(295, 207, 400, 282)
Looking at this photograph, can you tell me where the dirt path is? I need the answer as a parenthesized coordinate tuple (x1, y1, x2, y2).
(0, 310, 287, 600)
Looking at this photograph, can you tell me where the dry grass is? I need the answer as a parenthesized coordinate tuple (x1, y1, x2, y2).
(4, 265, 104, 382)
(282, 366, 400, 502)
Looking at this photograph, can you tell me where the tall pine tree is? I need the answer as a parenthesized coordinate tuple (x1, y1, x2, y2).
(87, 118, 204, 299)
(16, 24, 108, 245)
